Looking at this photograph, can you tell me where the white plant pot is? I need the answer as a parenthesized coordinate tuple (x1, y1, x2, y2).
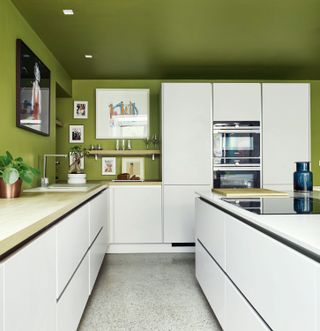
(68, 173, 87, 184)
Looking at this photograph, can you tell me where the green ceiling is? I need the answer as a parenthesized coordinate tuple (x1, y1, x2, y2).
(11, 0, 320, 79)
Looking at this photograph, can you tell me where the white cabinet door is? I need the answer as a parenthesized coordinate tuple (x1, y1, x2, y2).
(195, 198, 226, 268)
(57, 254, 89, 331)
(196, 242, 225, 328)
(225, 275, 270, 331)
(262, 83, 310, 186)
(162, 83, 212, 185)
(164, 185, 210, 243)
(226, 216, 318, 331)
(56, 203, 89, 297)
(89, 229, 105, 293)
(0, 265, 4, 331)
(213, 83, 261, 121)
(113, 186, 162, 243)
(3, 229, 56, 331)
(89, 190, 107, 244)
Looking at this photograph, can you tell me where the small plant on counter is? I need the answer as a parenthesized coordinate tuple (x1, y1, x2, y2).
(0, 151, 40, 198)
(69, 146, 87, 174)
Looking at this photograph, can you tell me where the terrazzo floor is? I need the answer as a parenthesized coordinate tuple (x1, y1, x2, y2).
(78, 253, 222, 331)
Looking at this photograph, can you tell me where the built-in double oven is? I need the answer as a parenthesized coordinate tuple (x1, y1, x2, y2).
(213, 121, 261, 188)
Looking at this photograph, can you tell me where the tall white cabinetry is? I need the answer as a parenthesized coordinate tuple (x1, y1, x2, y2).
(213, 83, 261, 121)
(162, 83, 212, 243)
(262, 83, 310, 187)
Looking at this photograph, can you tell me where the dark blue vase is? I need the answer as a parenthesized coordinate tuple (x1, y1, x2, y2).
(293, 162, 313, 192)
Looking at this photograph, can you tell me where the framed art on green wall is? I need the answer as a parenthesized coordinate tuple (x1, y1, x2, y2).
(96, 89, 149, 139)
(16, 39, 51, 136)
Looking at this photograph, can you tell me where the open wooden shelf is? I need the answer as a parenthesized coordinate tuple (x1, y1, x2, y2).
(87, 149, 161, 156)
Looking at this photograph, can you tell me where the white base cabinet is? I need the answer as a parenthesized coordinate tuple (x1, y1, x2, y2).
(164, 185, 210, 243)
(195, 198, 320, 331)
(111, 185, 162, 244)
(3, 229, 56, 331)
(57, 255, 89, 331)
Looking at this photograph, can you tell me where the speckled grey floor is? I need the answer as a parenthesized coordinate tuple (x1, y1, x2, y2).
(78, 253, 222, 331)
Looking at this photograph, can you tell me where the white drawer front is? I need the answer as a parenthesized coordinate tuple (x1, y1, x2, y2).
(226, 217, 319, 331)
(3, 229, 56, 331)
(195, 198, 226, 268)
(57, 254, 89, 331)
(89, 228, 105, 293)
(56, 203, 89, 297)
(0, 264, 3, 331)
(225, 275, 270, 331)
(196, 242, 225, 327)
(89, 190, 107, 244)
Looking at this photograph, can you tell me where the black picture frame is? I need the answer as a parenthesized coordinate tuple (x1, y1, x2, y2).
(16, 39, 51, 136)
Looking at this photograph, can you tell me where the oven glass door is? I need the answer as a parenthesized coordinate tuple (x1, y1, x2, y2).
(214, 170, 261, 188)
(213, 132, 260, 158)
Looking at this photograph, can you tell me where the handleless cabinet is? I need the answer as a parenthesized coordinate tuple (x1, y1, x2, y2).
(162, 83, 212, 185)
(213, 83, 261, 121)
(112, 185, 162, 243)
(262, 83, 310, 186)
(56, 203, 90, 297)
(0, 265, 3, 331)
(3, 229, 56, 331)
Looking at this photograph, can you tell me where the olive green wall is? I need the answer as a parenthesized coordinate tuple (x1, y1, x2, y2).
(57, 79, 320, 185)
(0, 0, 72, 186)
(56, 80, 161, 181)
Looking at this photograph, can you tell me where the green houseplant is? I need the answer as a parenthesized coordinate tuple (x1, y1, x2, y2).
(68, 146, 87, 184)
(0, 151, 40, 198)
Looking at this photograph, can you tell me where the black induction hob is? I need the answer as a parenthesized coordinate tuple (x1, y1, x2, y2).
(222, 196, 320, 215)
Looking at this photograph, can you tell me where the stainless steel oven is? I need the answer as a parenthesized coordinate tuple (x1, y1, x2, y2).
(214, 167, 261, 188)
(213, 121, 260, 164)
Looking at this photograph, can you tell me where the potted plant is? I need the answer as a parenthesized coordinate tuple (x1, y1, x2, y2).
(0, 151, 40, 198)
(68, 146, 87, 184)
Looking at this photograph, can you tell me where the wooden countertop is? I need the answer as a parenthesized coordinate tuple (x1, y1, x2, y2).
(0, 183, 108, 258)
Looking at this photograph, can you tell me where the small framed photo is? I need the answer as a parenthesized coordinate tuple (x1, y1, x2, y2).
(74, 101, 88, 119)
(69, 125, 84, 143)
(69, 152, 85, 170)
(102, 157, 116, 175)
(122, 157, 144, 180)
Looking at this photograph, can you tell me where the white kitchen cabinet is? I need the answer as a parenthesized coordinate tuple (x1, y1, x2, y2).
(225, 275, 270, 331)
(262, 83, 310, 186)
(56, 203, 90, 297)
(89, 190, 107, 244)
(195, 198, 226, 267)
(89, 228, 105, 293)
(0, 265, 3, 331)
(195, 242, 225, 327)
(162, 83, 212, 185)
(57, 254, 89, 331)
(226, 215, 318, 331)
(113, 186, 162, 243)
(213, 83, 261, 121)
(3, 229, 56, 331)
(164, 185, 210, 243)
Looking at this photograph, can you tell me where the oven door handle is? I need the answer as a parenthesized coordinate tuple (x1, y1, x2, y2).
(213, 129, 260, 134)
(214, 166, 261, 171)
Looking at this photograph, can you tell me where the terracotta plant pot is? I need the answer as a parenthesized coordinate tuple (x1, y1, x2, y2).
(0, 179, 22, 199)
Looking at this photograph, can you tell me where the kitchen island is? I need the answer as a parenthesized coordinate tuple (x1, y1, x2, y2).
(195, 190, 320, 331)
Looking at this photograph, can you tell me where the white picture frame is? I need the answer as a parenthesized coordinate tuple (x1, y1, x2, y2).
(96, 88, 150, 139)
(69, 125, 84, 143)
(122, 157, 144, 180)
(74, 101, 88, 119)
(102, 157, 116, 175)
(69, 152, 85, 170)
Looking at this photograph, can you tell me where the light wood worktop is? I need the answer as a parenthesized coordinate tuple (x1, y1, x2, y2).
(0, 183, 108, 258)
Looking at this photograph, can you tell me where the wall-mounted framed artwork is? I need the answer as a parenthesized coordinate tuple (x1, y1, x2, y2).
(74, 101, 88, 119)
(122, 157, 144, 180)
(16, 39, 51, 136)
(102, 157, 116, 175)
(69, 125, 84, 143)
(69, 152, 85, 170)
(96, 89, 149, 139)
